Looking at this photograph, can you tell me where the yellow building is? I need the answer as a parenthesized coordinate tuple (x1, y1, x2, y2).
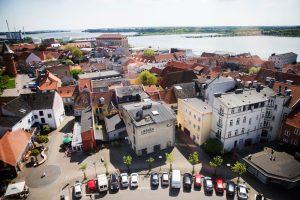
(177, 98, 212, 145)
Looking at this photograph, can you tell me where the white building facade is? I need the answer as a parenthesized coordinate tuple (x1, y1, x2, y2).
(211, 86, 286, 152)
(122, 101, 176, 156)
(177, 98, 212, 145)
(268, 52, 298, 69)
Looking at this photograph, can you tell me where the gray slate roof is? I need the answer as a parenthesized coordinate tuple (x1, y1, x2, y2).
(1, 92, 56, 118)
(80, 106, 93, 133)
(104, 114, 125, 133)
(78, 70, 121, 80)
(123, 101, 176, 127)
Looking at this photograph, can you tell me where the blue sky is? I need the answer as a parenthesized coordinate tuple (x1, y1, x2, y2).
(0, 0, 300, 31)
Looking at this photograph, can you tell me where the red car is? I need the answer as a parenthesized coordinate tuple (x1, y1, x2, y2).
(215, 179, 224, 194)
(194, 173, 202, 188)
(87, 180, 97, 193)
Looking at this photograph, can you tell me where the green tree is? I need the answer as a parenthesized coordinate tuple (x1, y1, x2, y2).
(79, 164, 87, 180)
(209, 156, 223, 176)
(202, 138, 223, 156)
(188, 152, 199, 174)
(64, 59, 74, 65)
(73, 48, 83, 62)
(23, 36, 33, 43)
(64, 45, 76, 52)
(146, 156, 155, 171)
(123, 155, 132, 172)
(231, 161, 247, 183)
(103, 160, 108, 175)
(138, 71, 157, 85)
(165, 153, 174, 171)
(248, 67, 261, 75)
(70, 69, 83, 80)
(143, 48, 155, 56)
(30, 149, 40, 163)
(34, 135, 49, 146)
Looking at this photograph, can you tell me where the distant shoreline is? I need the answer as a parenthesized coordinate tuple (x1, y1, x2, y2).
(0, 30, 70, 36)
(83, 26, 300, 37)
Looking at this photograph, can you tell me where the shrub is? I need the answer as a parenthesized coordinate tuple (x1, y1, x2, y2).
(202, 138, 223, 156)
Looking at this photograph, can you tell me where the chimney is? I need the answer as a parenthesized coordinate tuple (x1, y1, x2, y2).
(256, 83, 262, 92)
(278, 85, 282, 93)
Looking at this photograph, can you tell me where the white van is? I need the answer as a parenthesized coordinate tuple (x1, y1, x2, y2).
(171, 170, 181, 189)
(97, 174, 108, 192)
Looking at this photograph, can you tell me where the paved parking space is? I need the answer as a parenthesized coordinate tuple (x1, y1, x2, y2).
(60, 174, 241, 200)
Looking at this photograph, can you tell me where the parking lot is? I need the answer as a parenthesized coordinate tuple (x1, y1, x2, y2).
(61, 173, 248, 200)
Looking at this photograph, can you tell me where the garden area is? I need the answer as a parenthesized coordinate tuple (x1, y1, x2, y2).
(0, 75, 15, 94)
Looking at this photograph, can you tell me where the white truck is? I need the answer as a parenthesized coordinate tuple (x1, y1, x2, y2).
(171, 170, 181, 189)
(97, 174, 108, 192)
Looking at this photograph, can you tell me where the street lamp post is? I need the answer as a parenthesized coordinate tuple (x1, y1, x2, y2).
(158, 155, 162, 172)
(226, 163, 231, 181)
(93, 162, 97, 177)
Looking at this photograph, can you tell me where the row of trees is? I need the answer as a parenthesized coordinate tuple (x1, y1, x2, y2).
(78, 152, 246, 183)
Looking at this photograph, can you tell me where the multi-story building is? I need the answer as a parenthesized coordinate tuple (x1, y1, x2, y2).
(268, 52, 298, 69)
(122, 101, 176, 155)
(177, 98, 212, 145)
(0, 92, 65, 135)
(211, 85, 287, 152)
(96, 34, 128, 48)
(195, 76, 236, 106)
(57, 85, 78, 114)
(279, 107, 300, 151)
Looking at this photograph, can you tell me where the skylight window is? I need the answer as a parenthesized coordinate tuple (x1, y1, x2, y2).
(151, 110, 159, 115)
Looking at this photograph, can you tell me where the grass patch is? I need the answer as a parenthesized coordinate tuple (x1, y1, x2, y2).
(6, 78, 16, 89)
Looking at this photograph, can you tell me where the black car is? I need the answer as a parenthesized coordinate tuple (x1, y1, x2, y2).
(110, 173, 119, 192)
(183, 173, 192, 190)
(203, 177, 214, 193)
(226, 181, 235, 196)
(151, 172, 159, 187)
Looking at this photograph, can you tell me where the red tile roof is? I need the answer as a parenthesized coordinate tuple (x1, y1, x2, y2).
(90, 91, 114, 108)
(285, 108, 300, 129)
(255, 68, 300, 85)
(272, 81, 300, 108)
(57, 85, 78, 98)
(78, 79, 92, 92)
(38, 71, 61, 91)
(0, 129, 32, 166)
(96, 34, 127, 39)
(154, 53, 176, 63)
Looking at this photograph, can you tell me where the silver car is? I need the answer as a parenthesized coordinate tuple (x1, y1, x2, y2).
(120, 173, 129, 188)
(161, 172, 169, 186)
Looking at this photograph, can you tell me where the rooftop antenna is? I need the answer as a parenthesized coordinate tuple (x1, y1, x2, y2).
(6, 19, 11, 39)
(23, 26, 25, 36)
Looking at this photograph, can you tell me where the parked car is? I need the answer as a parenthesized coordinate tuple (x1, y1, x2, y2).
(87, 180, 97, 193)
(73, 181, 82, 198)
(194, 173, 202, 189)
(151, 172, 159, 187)
(110, 173, 119, 192)
(237, 184, 248, 200)
(183, 173, 192, 190)
(214, 179, 224, 194)
(161, 172, 169, 186)
(130, 173, 139, 188)
(203, 177, 214, 193)
(226, 181, 235, 196)
(120, 173, 129, 188)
